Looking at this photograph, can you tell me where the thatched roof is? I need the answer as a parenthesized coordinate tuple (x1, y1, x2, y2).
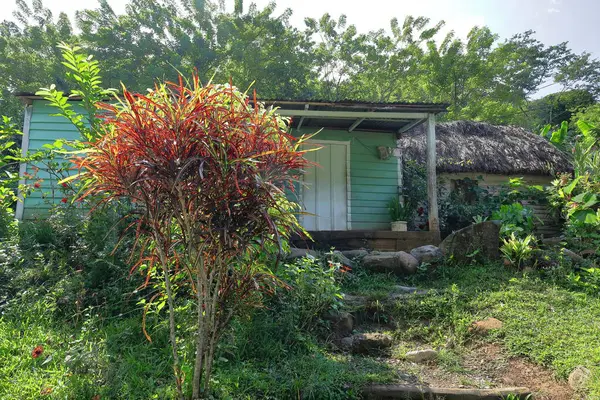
(399, 121, 573, 176)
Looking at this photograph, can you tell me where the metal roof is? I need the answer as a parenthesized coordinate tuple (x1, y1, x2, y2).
(15, 93, 448, 134)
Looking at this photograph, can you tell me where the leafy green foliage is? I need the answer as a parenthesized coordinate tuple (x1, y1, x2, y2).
(388, 196, 412, 222)
(275, 256, 344, 332)
(492, 202, 536, 238)
(500, 233, 536, 269)
(36, 43, 116, 141)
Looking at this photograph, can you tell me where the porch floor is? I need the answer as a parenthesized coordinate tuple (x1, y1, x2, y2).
(291, 230, 441, 252)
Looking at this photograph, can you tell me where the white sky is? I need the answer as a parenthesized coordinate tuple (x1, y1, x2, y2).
(1, 0, 598, 96)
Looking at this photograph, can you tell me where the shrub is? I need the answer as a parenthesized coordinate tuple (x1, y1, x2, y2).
(74, 74, 311, 397)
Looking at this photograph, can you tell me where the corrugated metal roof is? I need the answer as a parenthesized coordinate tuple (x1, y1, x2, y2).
(15, 92, 448, 134)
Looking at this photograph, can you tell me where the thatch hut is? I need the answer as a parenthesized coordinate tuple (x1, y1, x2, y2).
(399, 120, 573, 191)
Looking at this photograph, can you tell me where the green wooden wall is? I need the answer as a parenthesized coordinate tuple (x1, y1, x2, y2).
(294, 128, 398, 230)
(21, 100, 83, 219)
(21, 101, 399, 230)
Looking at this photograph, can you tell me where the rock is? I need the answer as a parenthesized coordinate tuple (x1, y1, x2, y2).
(410, 245, 443, 263)
(405, 349, 438, 363)
(324, 311, 354, 337)
(392, 285, 420, 294)
(439, 221, 501, 262)
(328, 250, 355, 268)
(580, 249, 598, 258)
(351, 333, 392, 355)
(339, 336, 354, 350)
(470, 317, 503, 333)
(341, 249, 369, 259)
(362, 251, 419, 275)
(568, 366, 591, 391)
(541, 237, 565, 247)
(286, 247, 318, 260)
(562, 248, 585, 264)
(342, 294, 368, 308)
(397, 252, 419, 274)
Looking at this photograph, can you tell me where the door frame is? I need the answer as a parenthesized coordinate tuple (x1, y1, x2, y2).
(301, 139, 352, 231)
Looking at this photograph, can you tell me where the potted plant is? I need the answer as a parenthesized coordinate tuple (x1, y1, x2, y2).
(388, 196, 412, 231)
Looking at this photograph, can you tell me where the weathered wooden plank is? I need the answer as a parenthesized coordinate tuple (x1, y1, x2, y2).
(363, 384, 531, 400)
(292, 231, 440, 251)
(426, 113, 440, 237)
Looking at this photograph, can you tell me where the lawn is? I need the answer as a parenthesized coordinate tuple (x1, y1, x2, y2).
(2, 254, 599, 399)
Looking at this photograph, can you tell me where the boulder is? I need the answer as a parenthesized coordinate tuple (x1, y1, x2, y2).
(286, 247, 318, 260)
(568, 366, 591, 391)
(351, 333, 392, 355)
(362, 251, 419, 275)
(410, 245, 443, 263)
(341, 249, 369, 259)
(439, 221, 501, 262)
(405, 349, 438, 363)
(324, 311, 354, 337)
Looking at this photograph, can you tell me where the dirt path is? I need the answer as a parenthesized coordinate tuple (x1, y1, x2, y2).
(380, 342, 574, 399)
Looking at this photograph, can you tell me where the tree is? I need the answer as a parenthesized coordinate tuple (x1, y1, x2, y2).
(74, 74, 311, 398)
(529, 89, 595, 128)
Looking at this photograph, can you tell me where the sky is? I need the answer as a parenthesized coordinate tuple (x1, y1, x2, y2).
(1, 0, 598, 95)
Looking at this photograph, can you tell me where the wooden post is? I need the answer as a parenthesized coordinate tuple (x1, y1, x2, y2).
(426, 113, 440, 237)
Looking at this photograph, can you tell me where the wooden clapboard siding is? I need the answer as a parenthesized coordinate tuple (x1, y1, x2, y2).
(22, 102, 401, 232)
(22, 100, 85, 218)
(295, 128, 398, 230)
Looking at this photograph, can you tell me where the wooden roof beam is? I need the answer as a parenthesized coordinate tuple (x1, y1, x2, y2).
(296, 104, 309, 130)
(348, 118, 365, 132)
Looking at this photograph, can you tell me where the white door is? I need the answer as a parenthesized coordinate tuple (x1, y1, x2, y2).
(303, 141, 348, 231)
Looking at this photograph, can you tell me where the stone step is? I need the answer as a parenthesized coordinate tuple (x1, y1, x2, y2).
(362, 384, 531, 400)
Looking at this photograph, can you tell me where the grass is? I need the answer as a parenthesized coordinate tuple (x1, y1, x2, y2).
(0, 286, 395, 400)
(351, 261, 600, 396)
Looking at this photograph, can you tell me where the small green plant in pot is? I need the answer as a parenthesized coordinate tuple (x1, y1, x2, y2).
(389, 196, 412, 231)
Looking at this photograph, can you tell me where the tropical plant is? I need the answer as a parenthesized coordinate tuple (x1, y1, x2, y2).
(388, 196, 412, 221)
(492, 202, 536, 238)
(500, 233, 536, 269)
(73, 74, 312, 398)
(546, 119, 600, 245)
(36, 42, 116, 141)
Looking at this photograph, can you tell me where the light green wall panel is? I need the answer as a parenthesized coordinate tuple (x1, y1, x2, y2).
(22, 100, 84, 218)
(293, 128, 398, 230)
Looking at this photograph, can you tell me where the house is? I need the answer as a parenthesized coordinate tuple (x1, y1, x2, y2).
(15, 95, 448, 250)
(399, 120, 573, 194)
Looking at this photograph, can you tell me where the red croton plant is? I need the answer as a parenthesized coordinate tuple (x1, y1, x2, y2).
(74, 74, 312, 399)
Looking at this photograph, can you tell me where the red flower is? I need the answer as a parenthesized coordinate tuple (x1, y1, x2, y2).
(61, 197, 68, 203)
(31, 345, 44, 358)
(62, 182, 68, 188)
(417, 207, 424, 216)
(340, 265, 352, 273)
(33, 182, 41, 189)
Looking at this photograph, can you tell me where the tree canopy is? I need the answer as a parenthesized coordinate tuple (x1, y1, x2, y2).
(1, 0, 599, 128)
